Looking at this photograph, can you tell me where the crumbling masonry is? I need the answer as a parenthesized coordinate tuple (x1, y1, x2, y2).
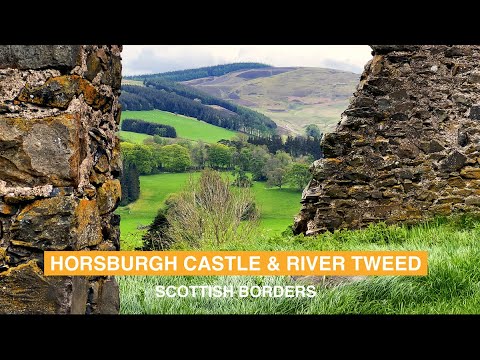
(295, 45, 480, 235)
(0, 45, 122, 314)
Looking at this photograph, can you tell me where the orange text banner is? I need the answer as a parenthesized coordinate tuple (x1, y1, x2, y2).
(44, 251, 428, 276)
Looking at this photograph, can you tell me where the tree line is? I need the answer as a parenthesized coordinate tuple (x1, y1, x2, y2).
(120, 85, 274, 135)
(125, 62, 269, 82)
(246, 134, 322, 159)
(121, 118, 177, 138)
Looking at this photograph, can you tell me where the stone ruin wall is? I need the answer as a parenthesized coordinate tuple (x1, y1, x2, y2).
(295, 45, 480, 235)
(0, 45, 122, 314)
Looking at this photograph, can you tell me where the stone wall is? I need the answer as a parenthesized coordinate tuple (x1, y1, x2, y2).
(0, 45, 122, 314)
(294, 45, 480, 235)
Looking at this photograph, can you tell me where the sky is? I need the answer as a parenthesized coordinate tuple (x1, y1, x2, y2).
(122, 45, 372, 76)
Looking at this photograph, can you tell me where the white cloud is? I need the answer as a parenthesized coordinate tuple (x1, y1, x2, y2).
(122, 45, 372, 76)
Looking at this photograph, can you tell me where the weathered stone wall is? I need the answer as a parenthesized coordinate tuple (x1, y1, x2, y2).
(294, 45, 480, 235)
(0, 45, 122, 314)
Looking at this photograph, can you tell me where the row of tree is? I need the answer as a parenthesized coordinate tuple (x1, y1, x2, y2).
(120, 134, 314, 195)
(246, 134, 322, 159)
(122, 142, 192, 174)
(121, 118, 177, 138)
(125, 62, 269, 83)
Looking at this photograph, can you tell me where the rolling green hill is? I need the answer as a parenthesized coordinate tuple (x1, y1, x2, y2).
(120, 110, 238, 143)
(184, 67, 360, 135)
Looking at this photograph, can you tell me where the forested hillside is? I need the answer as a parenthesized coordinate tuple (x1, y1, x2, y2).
(120, 84, 276, 135)
(125, 62, 269, 82)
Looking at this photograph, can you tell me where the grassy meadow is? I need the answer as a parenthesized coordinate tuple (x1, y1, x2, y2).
(119, 130, 151, 144)
(120, 216, 480, 314)
(117, 172, 302, 250)
(120, 110, 238, 143)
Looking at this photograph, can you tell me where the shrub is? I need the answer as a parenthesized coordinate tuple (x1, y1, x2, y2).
(165, 169, 259, 247)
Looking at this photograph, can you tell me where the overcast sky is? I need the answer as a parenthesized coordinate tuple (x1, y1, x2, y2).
(122, 45, 372, 76)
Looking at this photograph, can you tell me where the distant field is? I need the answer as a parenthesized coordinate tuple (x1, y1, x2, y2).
(121, 110, 238, 143)
(118, 130, 151, 144)
(122, 79, 144, 86)
(117, 172, 302, 250)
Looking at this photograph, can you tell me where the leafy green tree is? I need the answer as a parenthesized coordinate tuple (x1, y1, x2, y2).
(275, 150, 293, 168)
(159, 144, 192, 172)
(121, 142, 157, 174)
(153, 135, 172, 145)
(265, 151, 293, 174)
(207, 143, 233, 169)
(250, 146, 271, 181)
(305, 124, 321, 138)
(286, 163, 312, 190)
(296, 154, 315, 165)
(265, 151, 292, 188)
(233, 147, 253, 171)
(176, 139, 193, 150)
(191, 141, 208, 169)
(266, 168, 287, 188)
(232, 167, 253, 187)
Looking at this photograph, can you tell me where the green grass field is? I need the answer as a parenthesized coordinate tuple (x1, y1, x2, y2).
(121, 110, 238, 143)
(119, 216, 480, 314)
(251, 182, 301, 235)
(118, 130, 152, 144)
(117, 172, 302, 250)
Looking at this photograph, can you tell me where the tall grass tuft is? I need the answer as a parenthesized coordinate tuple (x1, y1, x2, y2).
(119, 215, 480, 314)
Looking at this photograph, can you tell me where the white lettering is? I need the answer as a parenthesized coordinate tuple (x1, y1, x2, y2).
(50, 256, 64, 271)
(409, 256, 421, 271)
(184, 256, 196, 271)
(65, 256, 78, 272)
(287, 256, 299, 271)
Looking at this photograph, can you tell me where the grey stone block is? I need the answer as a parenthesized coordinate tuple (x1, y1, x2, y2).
(0, 45, 81, 70)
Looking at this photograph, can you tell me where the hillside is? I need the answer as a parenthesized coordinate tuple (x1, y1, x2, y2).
(125, 62, 269, 82)
(183, 67, 360, 134)
(120, 84, 276, 135)
(119, 110, 238, 144)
